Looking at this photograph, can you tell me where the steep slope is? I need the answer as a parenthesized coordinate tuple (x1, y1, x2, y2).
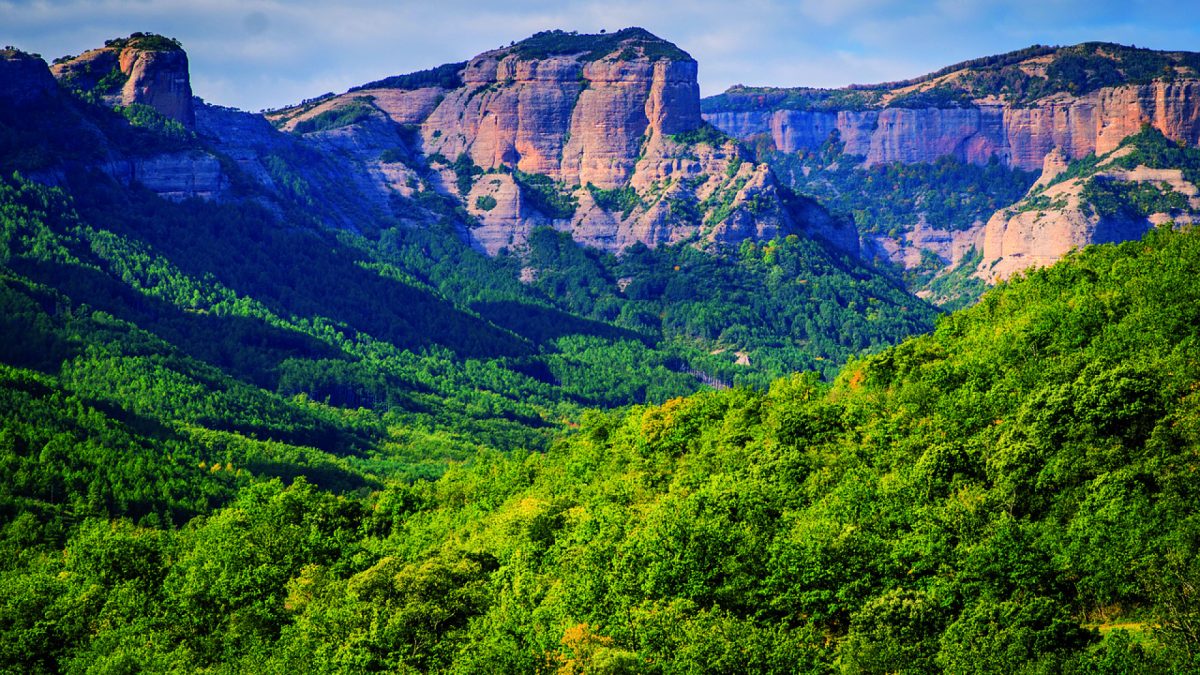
(705, 43, 1200, 171)
(0, 34, 938, 458)
(707, 43, 1200, 296)
(268, 29, 853, 255)
(978, 126, 1200, 280)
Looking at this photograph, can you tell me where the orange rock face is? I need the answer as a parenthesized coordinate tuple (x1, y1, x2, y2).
(415, 50, 701, 189)
(117, 46, 194, 127)
(708, 80, 1200, 172)
(977, 149, 1200, 282)
(276, 34, 816, 256)
(51, 36, 194, 127)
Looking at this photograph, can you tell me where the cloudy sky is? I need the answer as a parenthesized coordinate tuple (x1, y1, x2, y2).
(3, 0, 1198, 112)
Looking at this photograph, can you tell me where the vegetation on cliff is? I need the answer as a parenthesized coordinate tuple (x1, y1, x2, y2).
(350, 61, 467, 92)
(1015, 126, 1200, 221)
(290, 97, 379, 134)
(703, 42, 1200, 113)
(506, 27, 692, 62)
(754, 130, 1038, 236)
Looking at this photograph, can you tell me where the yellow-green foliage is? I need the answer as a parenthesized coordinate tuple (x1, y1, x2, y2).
(5, 225, 1199, 671)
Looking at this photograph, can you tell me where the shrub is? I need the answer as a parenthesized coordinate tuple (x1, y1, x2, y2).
(586, 184, 641, 218)
(513, 171, 577, 219)
(292, 98, 376, 134)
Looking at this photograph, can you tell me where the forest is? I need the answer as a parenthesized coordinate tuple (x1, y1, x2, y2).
(4, 201, 1200, 672)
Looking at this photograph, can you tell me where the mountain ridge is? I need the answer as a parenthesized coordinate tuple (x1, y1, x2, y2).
(261, 27, 848, 256)
(703, 41, 1200, 286)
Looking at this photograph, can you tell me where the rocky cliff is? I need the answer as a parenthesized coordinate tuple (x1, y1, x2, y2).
(705, 43, 1200, 292)
(51, 33, 195, 127)
(977, 129, 1200, 281)
(0, 48, 59, 105)
(0, 39, 221, 200)
(270, 29, 829, 255)
(707, 80, 1200, 172)
(705, 44, 1200, 173)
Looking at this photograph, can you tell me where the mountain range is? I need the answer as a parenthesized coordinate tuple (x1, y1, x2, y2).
(2, 26, 1200, 673)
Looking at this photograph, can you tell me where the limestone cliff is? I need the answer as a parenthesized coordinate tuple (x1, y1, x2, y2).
(51, 33, 195, 127)
(706, 43, 1200, 291)
(707, 81, 1200, 173)
(977, 131, 1200, 281)
(269, 29, 822, 255)
(705, 44, 1200, 173)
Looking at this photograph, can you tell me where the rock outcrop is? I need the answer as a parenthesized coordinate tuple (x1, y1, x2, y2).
(51, 33, 195, 127)
(103, 151, 225, 199)
(705, 44, 1200, 173)
(0, 48, 58, 105)
(977, 142, 1200, 281)
(6, 36, 221, 201)
(270, 29, 812, 255)
(705, 43, 1200, 289)
(864, 220, 986, 271)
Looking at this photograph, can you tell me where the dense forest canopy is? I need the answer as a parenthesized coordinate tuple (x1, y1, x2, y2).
(4, 211, 1200, 671)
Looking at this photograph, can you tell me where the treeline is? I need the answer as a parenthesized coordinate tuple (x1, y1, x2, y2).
(704, 42, 1200, 114)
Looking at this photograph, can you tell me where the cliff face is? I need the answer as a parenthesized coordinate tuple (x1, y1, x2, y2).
(102, 152, 225, 199)
(51, 34, 195, 127)
(118, 46, 194, 126)
(271, 29, 820, 256)
(704, 44, 1200, 292)
(977, 140, 1200, 281)
(0, 49, 58, 105)
(707, 80, 1200, 172)
(4, 37, 219, 200)
(414, 52, 701, 189)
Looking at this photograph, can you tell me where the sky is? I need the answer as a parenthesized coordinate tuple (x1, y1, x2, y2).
(2, 0, 1199, 112)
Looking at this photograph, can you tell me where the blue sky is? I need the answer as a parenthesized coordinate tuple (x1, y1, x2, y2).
(2, 0, 1198, 112)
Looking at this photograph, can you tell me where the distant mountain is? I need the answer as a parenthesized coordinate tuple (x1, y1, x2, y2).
(704, 42, 1200, 288)
(265, 27, 858, 257)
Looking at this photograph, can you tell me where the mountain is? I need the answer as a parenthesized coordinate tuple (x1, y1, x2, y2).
(51, 32, 195, 127)
(265, 28, 857, 256)
(0, 29, 938, 480)
(3, 26, 1200, 674)
(706, 42, 1200, 289)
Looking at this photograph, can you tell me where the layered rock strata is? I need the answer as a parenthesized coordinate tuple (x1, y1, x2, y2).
(707, 80, 1200, 172)
(271, 30, 824, 255)
(977, 147, 1200, 281)
(51, 34, 195, 127)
